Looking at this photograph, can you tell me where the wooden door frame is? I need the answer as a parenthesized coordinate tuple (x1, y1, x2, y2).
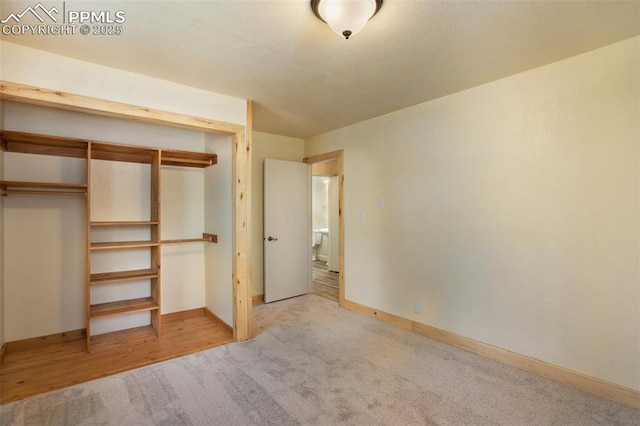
(0, 80, 253, 341)
(303, 150, 345, 305)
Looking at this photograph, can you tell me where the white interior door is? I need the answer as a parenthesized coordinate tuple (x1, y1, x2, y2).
(264, 159, 310, 303)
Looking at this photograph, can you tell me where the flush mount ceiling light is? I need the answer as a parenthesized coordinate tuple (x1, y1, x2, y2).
(311, 0, 383, 40)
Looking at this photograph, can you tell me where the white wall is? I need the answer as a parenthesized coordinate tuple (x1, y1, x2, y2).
(305, 37, 640, 391)
(0, 41, 246, 126)
(3, 104, 88, 339)
(161, 164, 207, 315)
(251, 132, 305, 297)
(2, 102, 215, 339)
(204, 133, 233, 326)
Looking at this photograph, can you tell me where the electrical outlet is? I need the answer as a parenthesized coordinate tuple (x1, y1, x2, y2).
(358, 210, 365, 221)
(414, 300, 423, 314)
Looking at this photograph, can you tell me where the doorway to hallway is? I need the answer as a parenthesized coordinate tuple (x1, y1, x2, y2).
(304, 151, 344, 305)
(312, 260, 339, 302)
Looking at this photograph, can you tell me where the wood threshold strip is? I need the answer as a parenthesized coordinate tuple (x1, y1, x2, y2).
(90, 297, 158, 319)
(341, 299, 640, 409)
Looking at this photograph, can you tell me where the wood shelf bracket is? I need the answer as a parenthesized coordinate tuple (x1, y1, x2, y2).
(203, 233, 218, 243)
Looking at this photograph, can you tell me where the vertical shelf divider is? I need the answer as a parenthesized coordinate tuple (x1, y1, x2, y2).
(150, 150, 162, 336)
(85, 142, 92, 351)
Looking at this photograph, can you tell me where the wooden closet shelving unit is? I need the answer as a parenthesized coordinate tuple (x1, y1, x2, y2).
(1, 130, 218, 351)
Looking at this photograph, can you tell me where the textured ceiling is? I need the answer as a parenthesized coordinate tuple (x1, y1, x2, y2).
(1, 0, 639, 138)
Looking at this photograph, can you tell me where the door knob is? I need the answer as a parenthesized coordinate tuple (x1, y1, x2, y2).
(267, 236, 278, 241)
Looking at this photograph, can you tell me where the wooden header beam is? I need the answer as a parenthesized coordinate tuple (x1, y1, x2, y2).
(0, 81, 244, 135)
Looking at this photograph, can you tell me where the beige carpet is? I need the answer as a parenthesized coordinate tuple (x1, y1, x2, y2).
(1, 295, 638, 425)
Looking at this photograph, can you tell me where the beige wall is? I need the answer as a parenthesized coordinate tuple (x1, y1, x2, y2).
(305, 37, 640, 390)
(204, 134, 233, 326)
(0, 41, 246, 126)
(251, 132, 305, 297)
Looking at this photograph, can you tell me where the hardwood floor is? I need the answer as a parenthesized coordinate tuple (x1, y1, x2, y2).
(0, 310, 233, 404)
(312, 260, 339, 302)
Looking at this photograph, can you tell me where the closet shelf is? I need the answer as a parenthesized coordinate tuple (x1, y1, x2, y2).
(90, 269, 159, 285)
(1, 130, 88, 158)
(161, 150, 217, 168)
(90, 221, 159, 227)
(90, 297, 159, 319)
(162, 233, 218, 244)
(90, 240, 159, 250)
(1, 130, 218, 168)
(91, 143, 156, 164)
(1, 180, 87, 196)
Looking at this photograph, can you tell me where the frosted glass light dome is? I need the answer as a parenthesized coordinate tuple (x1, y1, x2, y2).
(312, 0, 382, 40)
